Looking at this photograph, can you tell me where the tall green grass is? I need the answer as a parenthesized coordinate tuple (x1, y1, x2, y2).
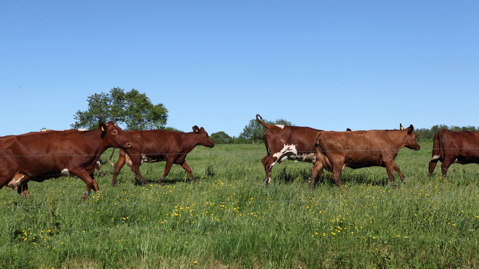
(1, 141, 478, 268)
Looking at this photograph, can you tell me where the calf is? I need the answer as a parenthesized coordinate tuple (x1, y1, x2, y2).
(257, 114, 322, 184)
(311, 124, 420, 189)
(0, 122, 132, 198)
(428, 129, 479, 177)
(111, 126, 214, 186)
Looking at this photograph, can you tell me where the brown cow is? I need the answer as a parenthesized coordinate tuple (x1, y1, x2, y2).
(257, 114, 322, 184)
(0, 122, 132, 198)
(428, 129, 479, 177)
(310, 124, 420, 189)
(111, 126, 214, 186)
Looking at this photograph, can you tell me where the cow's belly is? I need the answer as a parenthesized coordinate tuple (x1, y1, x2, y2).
(455, 155, 479, 164)
(344, 156, 383, 169)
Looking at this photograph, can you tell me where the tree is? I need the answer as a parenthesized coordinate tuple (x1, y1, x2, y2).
(239, 117, 293, 144)
(211, 131, 233, 144)
(72, 88, 168, 130)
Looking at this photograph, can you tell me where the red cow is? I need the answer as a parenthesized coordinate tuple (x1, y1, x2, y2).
(257, 114, 322, 184)
(311, 124, 420, 189)
(428, 129, 479, 177)
(111, 126, 214, 186)
(0, 122, 132, 198)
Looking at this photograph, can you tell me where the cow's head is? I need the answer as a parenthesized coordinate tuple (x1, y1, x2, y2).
(401, 124, 420, 150)
(192, 126, 215, 148)
(99, 122, 133, 150)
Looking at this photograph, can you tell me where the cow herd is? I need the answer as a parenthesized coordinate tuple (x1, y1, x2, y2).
(0, 115, 478, 199)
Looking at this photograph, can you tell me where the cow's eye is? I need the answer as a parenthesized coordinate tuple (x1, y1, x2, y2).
(112, 130, 118, 135)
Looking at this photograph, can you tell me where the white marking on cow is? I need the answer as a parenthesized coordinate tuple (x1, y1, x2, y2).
(431, 155, 440, 161)
(271, 144, 298, 168)
(61, 168, 70, 176)
(8, 174, 25, 188)
(78, 129, 88, 131)
(275, 125, 285, 129)
(125, 154, 133, 167)
(141, 154, 157, 163)
(298, 153, 316, 162)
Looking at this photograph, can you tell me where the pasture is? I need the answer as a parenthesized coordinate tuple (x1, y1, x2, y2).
(1, 140, 478, 268)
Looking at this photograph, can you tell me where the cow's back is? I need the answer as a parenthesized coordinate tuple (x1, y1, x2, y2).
(264, 126, 320, 154)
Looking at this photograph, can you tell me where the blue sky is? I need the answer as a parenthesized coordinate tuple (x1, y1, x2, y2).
(1, 0, 478, 136)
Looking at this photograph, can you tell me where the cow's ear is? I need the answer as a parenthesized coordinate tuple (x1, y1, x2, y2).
(99, 122, 107, 138)
(408, 124, 414, 134)
(400, 123, 404, 130)
(192, 125, 200, 133)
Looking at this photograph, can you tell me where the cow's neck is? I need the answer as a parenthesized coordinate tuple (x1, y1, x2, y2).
(386, 130, 408, 151)
(82, 129, 109, 160)
(180, 132, 201, 153)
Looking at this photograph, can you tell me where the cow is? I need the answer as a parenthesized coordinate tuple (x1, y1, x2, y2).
(428, 129, 479, 177)
(0, 122, 132, 199)
(110, 126, 214, 186)
(256, 114, 322, 184)
(310, 124, 420, 189)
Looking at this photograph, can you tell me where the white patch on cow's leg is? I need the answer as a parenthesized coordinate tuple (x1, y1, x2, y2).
(275, 125, 285, 129)
(125, 154, 133, 167)
(61, 168, 70, 176)
(8, 173, 25, 188)
(431, 155, 440, 161)
(342, 164, 346, 171)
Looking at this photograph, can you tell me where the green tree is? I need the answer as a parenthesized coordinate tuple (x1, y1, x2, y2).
(72, 88, 168, 130)
(211, 131, 233, 144)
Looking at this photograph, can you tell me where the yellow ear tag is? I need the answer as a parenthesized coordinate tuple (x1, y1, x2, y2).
(101, 126, 105, 132)
(400, 126, 404, 130)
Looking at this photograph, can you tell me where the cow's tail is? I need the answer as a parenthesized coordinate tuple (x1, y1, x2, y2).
(428, 130, 442, 176)
(108, 148, 116, 167)
(256, 114, 275, 129)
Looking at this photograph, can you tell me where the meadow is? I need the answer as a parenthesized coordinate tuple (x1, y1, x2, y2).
(1, 140, 478, 268)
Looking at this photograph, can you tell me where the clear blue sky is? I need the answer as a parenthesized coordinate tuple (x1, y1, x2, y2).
(1, 0, 478, 136)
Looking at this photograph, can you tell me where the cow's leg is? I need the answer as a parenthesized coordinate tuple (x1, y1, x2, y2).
(392, 163, 406, 182)
(71, 169, 98, 199)
(130, 164, 148, 185)
(159, 158, 175, 185)
(90, 173, 100, 194)
(384, 162, 398, 189)
(17, 182, 30, 198)
(428, 158, 440, 177)
(95, 161, 104, 177)
(181, 161, 196, 182)
(331, 161, 344, 187)
(310, 161, 324, 190)
(126, 154, 148, 185)
(261, 155, 277, 184)
(441, 158, 453, 178)
(112, 152, 127, 186)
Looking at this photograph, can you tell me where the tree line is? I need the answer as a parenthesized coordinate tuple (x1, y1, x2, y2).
(73, 88, 478, 144)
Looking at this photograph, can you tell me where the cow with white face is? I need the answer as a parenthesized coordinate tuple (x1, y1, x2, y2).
(256, 114, 322, 184)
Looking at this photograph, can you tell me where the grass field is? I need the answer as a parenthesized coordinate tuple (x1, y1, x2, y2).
(1, 141, 479, 268)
